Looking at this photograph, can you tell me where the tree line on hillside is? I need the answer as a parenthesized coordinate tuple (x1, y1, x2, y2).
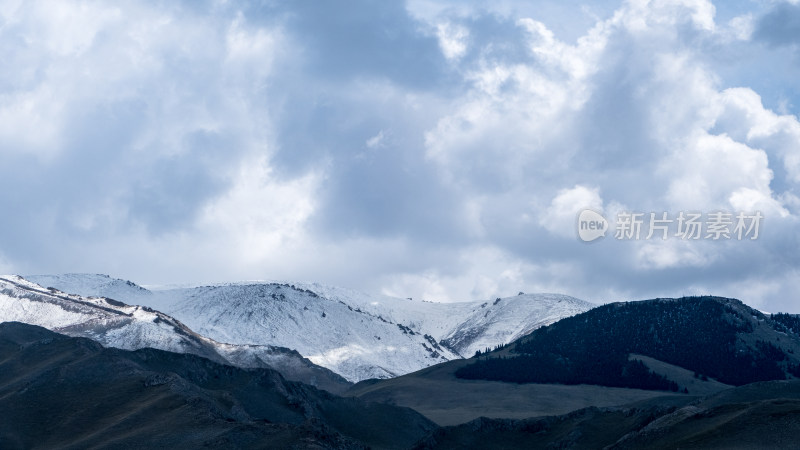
(771, 313, 800, 337)
(457, 297, 792, 389)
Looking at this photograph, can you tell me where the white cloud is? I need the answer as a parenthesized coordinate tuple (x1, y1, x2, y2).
(713, 87, 800, 184)
(635, 240, 715, 270)
(0, 86, 64, 159)
(198, 155, 321, 267)
(725, 14, 754, 41)
(540, 185, 604, 238)
(379, 246, 578, 302)
(436, 22, 469, 60)
(618, 0, 716, 33)
(3, 0, 800, 313)
(30, 1, 122, 57)
(662, 132, 773, 210)
(365, 130, 386, 149)
(728, 188, 788, 218)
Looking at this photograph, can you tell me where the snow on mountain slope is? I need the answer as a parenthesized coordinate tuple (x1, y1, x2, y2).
(296, 283, 594, 357)
(22, 274, 595, 383)
(26, 273, 153, 303)
(142, 283, 460, 382)
(438, 293, 594, 357)
(0, 276, 350, 393)
(293, 282, 477, 340)
(0, 275, 221, 359)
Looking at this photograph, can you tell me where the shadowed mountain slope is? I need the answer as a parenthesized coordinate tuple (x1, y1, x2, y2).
(414, 380, 800, 449)
(0, 322, 436, 449)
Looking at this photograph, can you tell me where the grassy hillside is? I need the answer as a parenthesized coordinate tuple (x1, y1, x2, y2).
(347, 358, 696, 426)
(414, 380, 800, 449)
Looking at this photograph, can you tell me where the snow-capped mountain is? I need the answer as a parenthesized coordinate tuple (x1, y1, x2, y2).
(25, 273, 153, 303)
(146, 283, 462, 382)
(0, 275, 350, 393)
(0, 275, 219, 358)
(296, 283, 593, 358)
(23, 274, 594, 383)
(439, 293, 593, 357)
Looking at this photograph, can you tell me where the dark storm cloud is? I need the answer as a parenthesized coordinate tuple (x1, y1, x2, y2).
(309, 134, 465, 243)
(125, 141, 232, 234)
(754, 2, 800, 48)
(281, 0, 449, 89)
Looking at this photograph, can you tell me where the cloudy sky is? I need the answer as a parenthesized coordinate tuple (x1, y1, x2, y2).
(1, 0, 799, 311)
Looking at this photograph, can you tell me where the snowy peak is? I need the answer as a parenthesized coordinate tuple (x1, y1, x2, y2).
(440, 293, 595, 357)
(0, 275, 217, 360)
(13, 274, 594, 383)
(293, 282, 479, 340)
(293, 282, 593, 357)
(25, 273, 152, 302)
(154, 282, 461, 382)
(0, 275, 350, 393)
(146, 282, 592, 382)
(2, 275, 242, 357)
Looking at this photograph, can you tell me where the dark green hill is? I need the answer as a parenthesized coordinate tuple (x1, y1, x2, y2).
(0, 321, 435, 449)
(456, 296, 800, 390)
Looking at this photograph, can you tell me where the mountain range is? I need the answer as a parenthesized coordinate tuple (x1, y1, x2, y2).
(20, 273, 593, 383)
(346, 295, 800, 428)
(4, 287, 800, 448)
(0, 275, 351, 393)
